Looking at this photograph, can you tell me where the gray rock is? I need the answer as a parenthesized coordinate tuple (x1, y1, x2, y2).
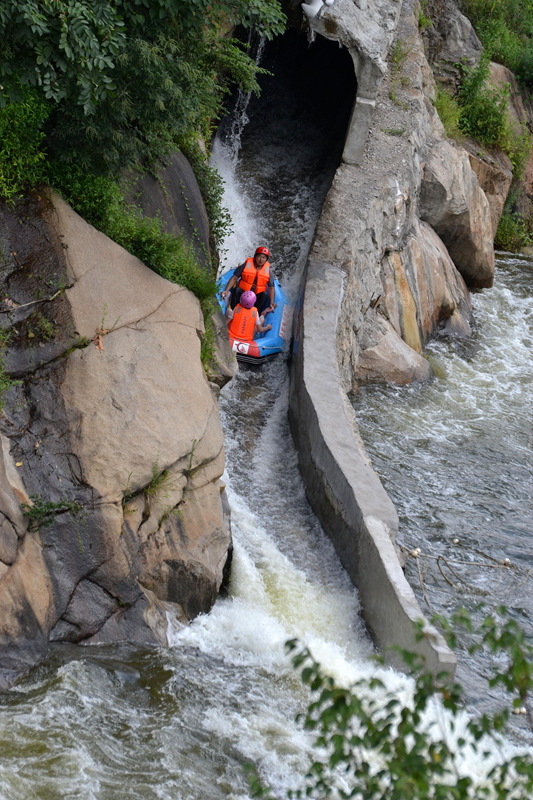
(421, 0, 482, 86)
(128, 151, 211, 271)
(0, 190, 231, 683)
(50, 579, 118, 642)
(420, 140, 494, 288)
(466, 149, 513, 239)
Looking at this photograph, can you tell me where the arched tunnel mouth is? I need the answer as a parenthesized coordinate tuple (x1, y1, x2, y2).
(217, 25, 358, 274)
(221, 25, 357, 164)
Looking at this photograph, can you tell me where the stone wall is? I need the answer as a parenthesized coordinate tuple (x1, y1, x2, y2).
(289, 259, 455, 673)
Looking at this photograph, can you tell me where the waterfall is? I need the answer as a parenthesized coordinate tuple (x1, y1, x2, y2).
(221, 35, 267, 165)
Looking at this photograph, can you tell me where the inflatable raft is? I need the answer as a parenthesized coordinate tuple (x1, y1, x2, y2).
(217, 268, 291, 364)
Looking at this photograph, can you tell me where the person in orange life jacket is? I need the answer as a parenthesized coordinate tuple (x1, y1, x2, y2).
(226, 291, 272, 341)
(221, 246, 276, 315)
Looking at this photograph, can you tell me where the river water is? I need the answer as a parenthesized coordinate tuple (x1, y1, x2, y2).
(352, 254, 533, 708)
(0, 30, 531, 799)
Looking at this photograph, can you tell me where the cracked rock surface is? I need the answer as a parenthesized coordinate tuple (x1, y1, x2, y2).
(0, 190, 231, 686)
(306, 0, 505, 387)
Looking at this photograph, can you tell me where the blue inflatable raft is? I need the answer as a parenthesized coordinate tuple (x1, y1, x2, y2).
(217, 268, 291, 364)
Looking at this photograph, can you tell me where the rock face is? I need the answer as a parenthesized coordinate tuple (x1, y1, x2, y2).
(421, 0, 482, 88)
(128, 152, 211, 271)
(288, 0, 501, 670)
(127, 152, 237, 391)
(0, 190, 231, 686)
(466, 149, 513, 239)
(419, 140, 494, 288)
(305, 0, 490, 389)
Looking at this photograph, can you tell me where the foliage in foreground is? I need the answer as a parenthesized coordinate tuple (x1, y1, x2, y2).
(247, 609, 533, 799)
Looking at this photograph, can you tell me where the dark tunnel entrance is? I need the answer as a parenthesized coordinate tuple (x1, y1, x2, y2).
(217, 27, 357, 275)
(244, 27, 357, 160)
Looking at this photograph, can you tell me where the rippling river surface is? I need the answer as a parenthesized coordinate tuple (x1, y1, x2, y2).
(352, 254, 533, 705)
(1, 32, 531, 797)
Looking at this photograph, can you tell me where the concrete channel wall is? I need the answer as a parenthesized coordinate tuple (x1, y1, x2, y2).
(288, 259, 456, 675)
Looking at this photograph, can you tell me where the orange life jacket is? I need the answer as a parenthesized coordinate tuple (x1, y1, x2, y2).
(237, 257, 271, 294)
(228, 304, 259, 342)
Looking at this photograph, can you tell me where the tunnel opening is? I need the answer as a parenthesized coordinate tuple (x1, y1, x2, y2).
(221, 26, 357, 166)
(217, 26, 357, 274)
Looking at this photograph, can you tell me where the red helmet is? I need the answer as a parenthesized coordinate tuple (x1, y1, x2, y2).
(255, 246, 270, 258)
(240, 291, 256, 309)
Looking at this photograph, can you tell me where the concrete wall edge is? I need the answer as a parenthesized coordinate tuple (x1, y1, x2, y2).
(289, 258, 456, 676)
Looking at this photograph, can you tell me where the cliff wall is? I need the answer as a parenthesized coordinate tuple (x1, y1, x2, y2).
(0, 156, 232, 686)
(290, 0, 510, 670)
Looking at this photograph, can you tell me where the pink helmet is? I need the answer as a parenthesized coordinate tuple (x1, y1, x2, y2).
(240, 291, 256, 309)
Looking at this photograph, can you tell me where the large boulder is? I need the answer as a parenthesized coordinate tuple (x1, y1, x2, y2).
(421, 0, 482, 88)
(127, 151, 237, 388)
(381, 220, 473, 344)
(419, 140, 495, 288)
(0, 190, 231, 685)
(357, 316, 433, 385)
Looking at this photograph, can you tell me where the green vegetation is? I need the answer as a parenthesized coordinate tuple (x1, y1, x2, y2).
(26, 311, 56, 342)
(433, 88, 463, 140)
(53, 166, 217, 308)
(21, 494, 83, 530)
(456, 54, 510, 149)
(495, 213, 532, 251)
(247, 608, 533, 799)
(144, 459, 177, 504)
(0, 0, 285, 175)
(442, 4, 533, 249)
(381, 128, 407, 137)
(460, 0, 533, 83)
(0, 88, 49, 201)
(388, 41, 411, 110)
(0, 0, 286, 365)
(418, 0, 432, 31)
(390, 40, 411, 76)
(0, 329, 18, 411)
(434, 55, 531, 180)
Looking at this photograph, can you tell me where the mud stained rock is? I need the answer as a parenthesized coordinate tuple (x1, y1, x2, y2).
(0, 191, 231, 684)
